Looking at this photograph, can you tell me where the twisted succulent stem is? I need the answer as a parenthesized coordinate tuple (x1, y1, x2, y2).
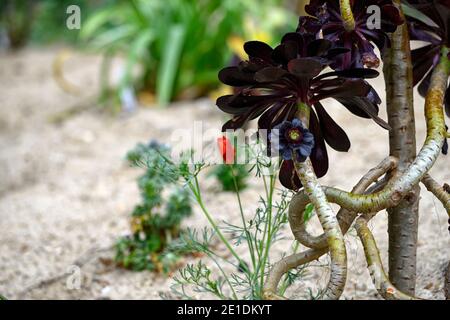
(292, 49, 449, 215)
(293, 159, 347, 300)
(264, 157, 397, 300)
(290, 103, 347, 299)
(264, 158, 392, 299)
(263, 247, 328, 299)
(339, 0, 356, 31)
(264, 50, 449, 300)
(421, 174, 450, 217)
(354, 217, 420, 300)
(289, 157, 398, 249)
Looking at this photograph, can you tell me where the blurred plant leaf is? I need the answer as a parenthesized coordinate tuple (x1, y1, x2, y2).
(79, 6, 120, 40)
(401, 3, 438, 27)
(157, 25, 185, 105)
(121, 29, 154, 90)
(81, 0, 296, 106)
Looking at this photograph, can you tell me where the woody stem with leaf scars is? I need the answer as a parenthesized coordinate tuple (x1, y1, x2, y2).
(383, 0, 419, 295)
(291, 103, 347, 300)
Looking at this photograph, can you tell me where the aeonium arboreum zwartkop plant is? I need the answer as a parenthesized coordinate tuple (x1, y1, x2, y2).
(217, 30, 390, 191)
(304, 0, 404, 69)
(213, 0, 450, 300)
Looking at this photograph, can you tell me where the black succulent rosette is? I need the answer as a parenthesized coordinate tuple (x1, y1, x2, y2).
(403, 0, 450, 116)
(216, 33, 390, 190)
(304, 0, 403, 69)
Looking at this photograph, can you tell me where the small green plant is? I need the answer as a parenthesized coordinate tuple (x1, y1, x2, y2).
(209, 164, 249, 192)
(115, 141, 193, 273)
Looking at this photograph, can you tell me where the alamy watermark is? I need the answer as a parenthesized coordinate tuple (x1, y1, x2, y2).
(66, 5, 81, 30)
(366, 5, 382, 30)
(66, 265, 81, 290)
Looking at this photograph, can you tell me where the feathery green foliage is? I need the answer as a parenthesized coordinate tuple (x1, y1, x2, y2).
(115, 141, 193, 273)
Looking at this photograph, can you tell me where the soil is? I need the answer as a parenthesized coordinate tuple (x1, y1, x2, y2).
(0, 47, 449, 300)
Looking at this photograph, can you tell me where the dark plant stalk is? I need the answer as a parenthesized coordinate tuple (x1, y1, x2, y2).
(382, 2, 419, 295)
(446, 262, 450, 300)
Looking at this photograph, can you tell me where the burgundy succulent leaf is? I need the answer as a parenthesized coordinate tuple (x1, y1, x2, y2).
(304, 0, 403, 69)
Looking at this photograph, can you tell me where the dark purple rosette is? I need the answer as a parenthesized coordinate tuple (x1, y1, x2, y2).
(304, 0, 403, 69)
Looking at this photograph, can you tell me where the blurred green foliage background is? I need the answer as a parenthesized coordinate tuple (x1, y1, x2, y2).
(0, 0, 300, 106)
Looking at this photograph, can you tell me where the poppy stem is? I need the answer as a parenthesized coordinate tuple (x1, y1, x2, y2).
(339, 0, 356, 32)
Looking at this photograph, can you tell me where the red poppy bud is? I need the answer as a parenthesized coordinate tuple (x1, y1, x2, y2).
(217, 136, 235, 164)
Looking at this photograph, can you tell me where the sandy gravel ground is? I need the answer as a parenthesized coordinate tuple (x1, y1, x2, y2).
(0, 48, 449, 300)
